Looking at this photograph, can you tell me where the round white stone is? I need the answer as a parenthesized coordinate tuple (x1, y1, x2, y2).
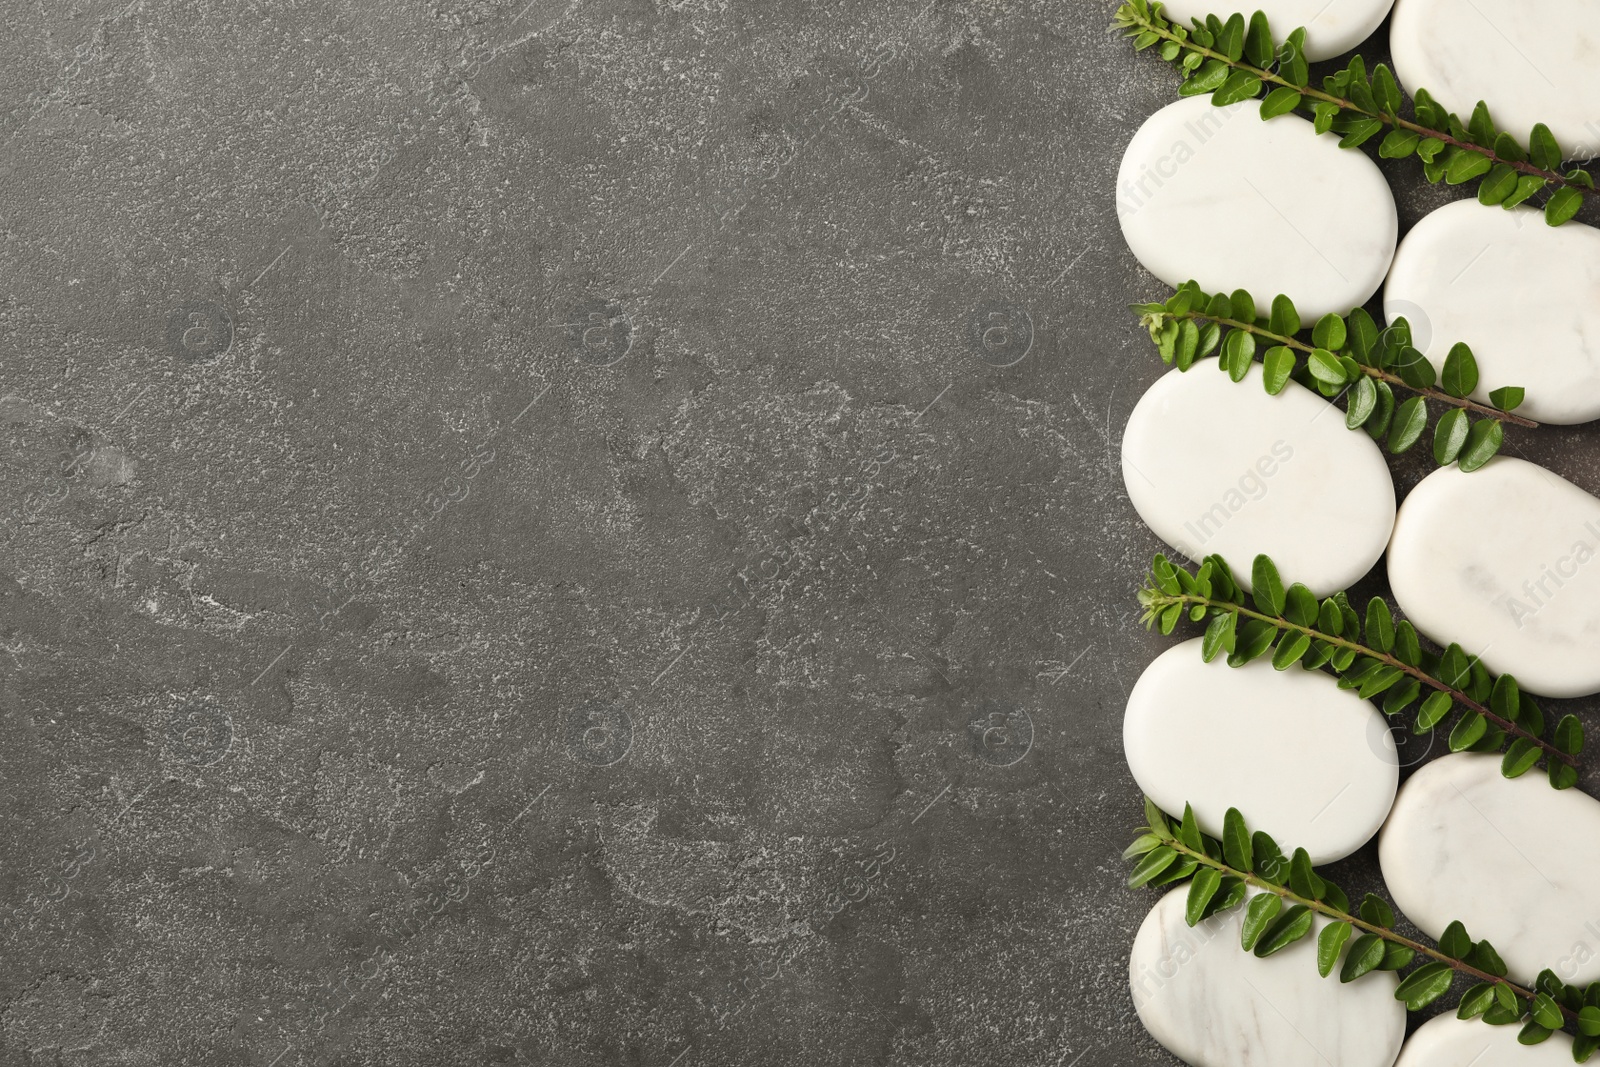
(1156, 0, 1394, 62)
(1116, 96, 1397, 320)
(1122, 358, 1397, 595)
(1131, 885, 1406, 1067)
(1387, 457, 1600, 698)
(1395, 1013, 1574, 1067)
(1125, 639, 1398, 863)
(1380, 753, 1600, 986)
(1385, 200, 1600, 425)
(1392, 0, 1600, 158)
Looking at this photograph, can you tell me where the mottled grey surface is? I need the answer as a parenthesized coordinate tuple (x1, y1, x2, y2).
(3, 2, 1598, 1065)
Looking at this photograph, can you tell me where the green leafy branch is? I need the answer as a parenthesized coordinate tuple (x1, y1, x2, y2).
(1138, 552, 1584, 785)
(1112, 1, 1598, 226)
(1133, 281, 1534, 472)
(1126, 800, 1600, 1056)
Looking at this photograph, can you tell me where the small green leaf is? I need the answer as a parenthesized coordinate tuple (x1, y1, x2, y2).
(1529, 123, 1563, 171)
(1255, 904, 1314, 957)
(1307, 347, 1346, 385)
(1260, 86, 1303, 119)
(1434, 408, 1470, 466)
(1213, 69, 1265, 107)
(1441, 343, 1480, 398)
(1547, 186, 1584, 226)
(1379, 128, 1421, 158)
(1416, 691, 1452, 731)
(1439, 920, 1472, 959)
(1272, 631, 1311, 670)
(1467, 940, 1510, 978)
(1201, 611, 1238, 662)
(1240, 892, 1282, 951)
(1533, 992, 1565, 1030)
(1222, 807, 1252, 872)
(1556, 714, 1585, 756)
(1478, 163, 1519, 205)
(1177, 802, 1203, 851)
(1341, 933, 1386, 983)
(1519, 1022, 1554, 1045)
(1268, 293, 1300, 337)
(1458, 983, 1497, 1019)
(1364, 598, 1395, 653)
(1317, 921, 1353, 978)
(1457, 419, 1505, 473)
(1450, 710, 1488, 752)
(1243, 9, 1273, 65)
(1251, 555, 1285, 617)
(1359, 893, 1394, 928)
(1346, 375, 1377, 428)
(1394, 962, 1455, 1010)
(1502, 738, 1541, 778)
(1128, 845, 1179, 887)
(1387, 397, 1428, 454)
(1262, 346, 1296, 394)
(1579, 1005, 1600, 1037)
(1489, 385, 1525, 412)
(1446, 150, 1495, 185)
(1186, 867, 1223, 925)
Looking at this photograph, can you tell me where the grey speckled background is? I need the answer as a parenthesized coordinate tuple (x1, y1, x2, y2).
(3, 1, 1598, 1064)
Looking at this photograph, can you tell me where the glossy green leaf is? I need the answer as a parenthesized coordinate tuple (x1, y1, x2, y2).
(1387, 397, 1428, 454)
(1457, 419, 1505, 473)
(1240, 892, 1282, 951)
(1317, 921, 1353, 978)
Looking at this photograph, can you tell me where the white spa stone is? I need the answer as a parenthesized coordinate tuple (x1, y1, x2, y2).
(1125, 639, 1398, 863)
(1131, 885, 1406, 1067)
(1384, 200, 1600, 425)
(1391, 0, 1600, 158)
(1395, 1013, 1573, 1067)
(1379, 753, 1600, 986)
(1116, 96, 1397, 319)
(1387, 457, 1600, 698)
(1156, 0, 1394, 61)
(1122, 358, 1396, 594)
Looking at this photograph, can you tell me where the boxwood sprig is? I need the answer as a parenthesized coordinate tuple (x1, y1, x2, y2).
(1126, 800, 1600, 1056)
(1111, 1, 1598, 226)
(1133, 281, 1535, 472)
(1138, 552, 1584, 786)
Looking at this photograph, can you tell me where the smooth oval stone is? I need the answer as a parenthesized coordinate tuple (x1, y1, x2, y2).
(1387, 457, 1600, 698)
(1125, 639, 1398, 863)
(1122, 358, 1397, 594)
(1391, 0, 1600, 157)
(1385, 200, 1600, 425)
(1395, 1013, 1573, 1067)
(1131, 885, 1406, 1067)
(1380, 753, 1600, 985)
(1116, 96, 1397, 319)
(1156, 0, 1394, 62)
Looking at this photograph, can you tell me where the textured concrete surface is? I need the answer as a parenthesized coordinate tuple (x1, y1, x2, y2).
(3, 2, 1598, 1065)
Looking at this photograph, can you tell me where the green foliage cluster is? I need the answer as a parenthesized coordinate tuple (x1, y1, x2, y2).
(1133, 281, 1533, 472)
(1138, 552, 1585, 786)
(1126, 800, 1600, 1056)
(1111, 1, 1598, 226)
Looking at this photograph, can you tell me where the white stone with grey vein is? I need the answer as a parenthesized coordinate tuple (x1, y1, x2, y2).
(1379, 753, 1600, 986)
(1131, 885, 1406, 1067)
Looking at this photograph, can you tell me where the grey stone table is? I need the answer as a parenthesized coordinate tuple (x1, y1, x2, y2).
(2, 1, 1597, 1064)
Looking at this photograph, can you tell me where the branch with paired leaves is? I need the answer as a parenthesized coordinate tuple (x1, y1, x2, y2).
(1127, 799, 1600, 1057)
(1111, 2, 1598, 226)
(1134, 281, 1534, 472)
(1138, 552, 1584, 785)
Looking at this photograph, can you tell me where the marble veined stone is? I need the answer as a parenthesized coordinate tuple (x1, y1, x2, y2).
(1380, 753, 1600, 986)
(1156, 0, 1394, 62)
(1122, 358, 1396, 594)
(1387, 457, 1600, 698)
(1131, 885, 1406, 1067)
(1385, 200, 1600, 425)
(1116, 96, 1397, 319)
(1395, 1013, 1573, 1066)
(1392, 0, 1600, 158)
(1125, 639, 1397, 863)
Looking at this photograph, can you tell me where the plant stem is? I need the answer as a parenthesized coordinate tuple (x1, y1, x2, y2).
(1153, 827, 1574, 1024)
(1188, 313, 1540, 428)
(1120, 8, 1595, 201)
(1144, 589, 1577, 769)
